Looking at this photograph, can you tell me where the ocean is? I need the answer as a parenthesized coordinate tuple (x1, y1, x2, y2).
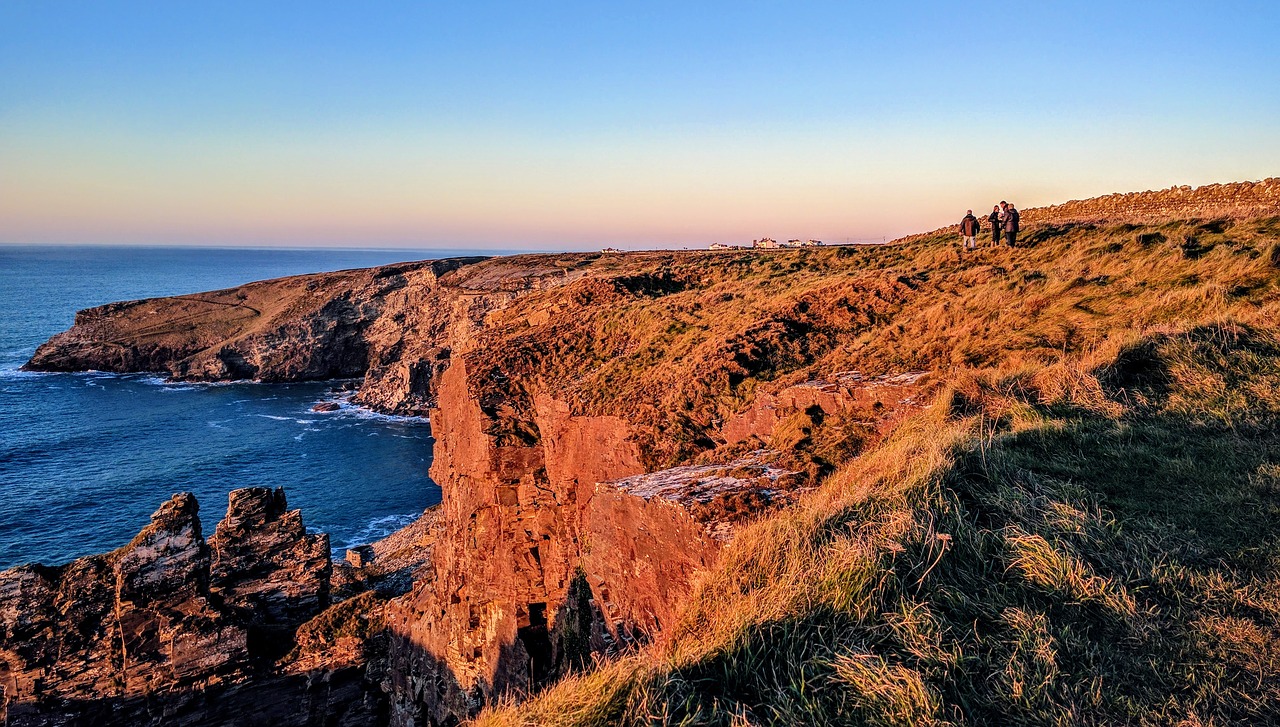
(0, 245, 485, 571)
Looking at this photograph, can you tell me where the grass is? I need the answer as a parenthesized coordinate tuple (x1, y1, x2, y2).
(465, 217, 1280, 471)
(464, 214, 1280, 724)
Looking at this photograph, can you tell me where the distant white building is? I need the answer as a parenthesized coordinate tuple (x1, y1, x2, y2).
(752, 238, 778, 249)
(709, 242, 737, 250)
(601, 247, 623, 253)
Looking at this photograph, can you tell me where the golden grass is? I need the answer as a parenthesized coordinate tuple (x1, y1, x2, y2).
(472, 217, 1280, 725)
(469, 218, 1279, 467)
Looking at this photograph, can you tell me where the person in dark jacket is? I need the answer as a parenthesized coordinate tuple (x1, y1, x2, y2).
(988, 205, 1002, 245)
(1003, 203, 1020, 247)
(959, 210, 980, 249)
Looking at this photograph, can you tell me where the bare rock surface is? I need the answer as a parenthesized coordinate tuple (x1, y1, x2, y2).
(0, 488, 362, 727)
(209, 487, 331, 627)
(22, 258, 484, 390)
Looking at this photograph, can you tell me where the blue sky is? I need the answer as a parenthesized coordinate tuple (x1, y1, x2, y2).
(1, 1, 1277, 248)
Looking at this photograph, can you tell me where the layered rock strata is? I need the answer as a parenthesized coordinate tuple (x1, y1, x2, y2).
(0, 488, 364, 727)
(382, 357, 650, 724)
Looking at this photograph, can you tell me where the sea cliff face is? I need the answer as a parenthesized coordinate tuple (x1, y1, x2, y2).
(12, 247, 927, 724)
(10, 180, 1279, 725)
(23, 258, 484, 387)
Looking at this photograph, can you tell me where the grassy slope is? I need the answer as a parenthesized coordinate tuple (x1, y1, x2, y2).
(473, 217, 1280, 725)
(471, 219, 1279, 468)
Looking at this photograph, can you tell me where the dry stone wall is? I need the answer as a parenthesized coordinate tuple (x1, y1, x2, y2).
(1026, 178, 1280, 226)
(898, 178, 1280, 244)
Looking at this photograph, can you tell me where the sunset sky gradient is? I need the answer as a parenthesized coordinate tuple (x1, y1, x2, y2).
(1, 1, 1277, 249)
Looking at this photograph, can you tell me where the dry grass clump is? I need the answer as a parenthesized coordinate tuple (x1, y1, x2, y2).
(475, 320, 1280, 725)
(469, 213, 1280, 724)
(466, 216, 1279, 474)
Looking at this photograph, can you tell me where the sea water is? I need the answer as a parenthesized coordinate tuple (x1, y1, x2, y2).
(0, 245, 486, 571)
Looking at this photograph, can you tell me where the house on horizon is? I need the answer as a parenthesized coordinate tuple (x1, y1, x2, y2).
(752, 238, 778, 249)
(709, 242, 737, 250)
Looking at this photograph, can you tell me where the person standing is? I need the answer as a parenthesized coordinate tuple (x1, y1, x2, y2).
(988, 205, 1002, 245)
(1003, 202, 1020, 247)
(960, 209, 980, 250)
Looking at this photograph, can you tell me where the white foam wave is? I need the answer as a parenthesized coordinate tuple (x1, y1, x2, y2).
(0, 367, 45, 381)
(309, 394, 429, 425)
(328, 512, 420, 551)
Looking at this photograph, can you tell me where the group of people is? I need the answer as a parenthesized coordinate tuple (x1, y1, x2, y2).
(959, 201, 1020, 249)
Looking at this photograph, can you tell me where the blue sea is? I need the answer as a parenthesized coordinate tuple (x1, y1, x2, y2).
(0, 245, 487, 571)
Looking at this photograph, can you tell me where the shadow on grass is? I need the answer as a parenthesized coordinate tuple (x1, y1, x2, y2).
(624, 408, 1280, 726)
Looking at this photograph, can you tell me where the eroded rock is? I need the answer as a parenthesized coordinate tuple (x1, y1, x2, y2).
(0, 488, 345, 726)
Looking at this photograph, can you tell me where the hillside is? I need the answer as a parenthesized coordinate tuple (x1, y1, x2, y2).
(5, 179, 1280, 726)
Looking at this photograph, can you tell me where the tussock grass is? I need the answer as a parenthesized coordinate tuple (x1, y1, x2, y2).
(476, 337, 1280, 725)
(473, 218, 1280, 725)
(472, 217, 1279, 471)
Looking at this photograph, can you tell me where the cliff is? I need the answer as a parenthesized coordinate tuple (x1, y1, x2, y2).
(9, 181, 1280, 725)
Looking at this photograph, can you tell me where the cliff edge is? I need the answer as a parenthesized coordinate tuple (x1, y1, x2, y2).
(9, 180, 1280, 725)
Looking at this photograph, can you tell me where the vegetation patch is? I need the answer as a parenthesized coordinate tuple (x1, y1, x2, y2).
(474, 324, 1280, 723)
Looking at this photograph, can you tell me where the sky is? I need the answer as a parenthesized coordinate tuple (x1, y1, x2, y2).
(1, 1, 1277, 250)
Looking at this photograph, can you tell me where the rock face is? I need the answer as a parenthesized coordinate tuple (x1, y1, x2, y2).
(17, 182, 1274, 725)
(23, 258, 484, 391)
(382, 358, 654, 724)
(582, 455, 790, 639)
(721, 371, 930, 446)
(0, 488, 364, 727)
(209, 487, 331, 629)
(11, 249, 939, 725)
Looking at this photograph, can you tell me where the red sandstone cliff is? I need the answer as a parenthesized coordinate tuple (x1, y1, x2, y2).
(13, 247, 929, 724)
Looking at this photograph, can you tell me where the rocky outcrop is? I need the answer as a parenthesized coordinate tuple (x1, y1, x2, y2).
(721, 371, 930, 445)
(209, 487, 331, 630)
(582, 454, 799, 641)
(382, 358, 644, 724)
(0, 488, 361, 727)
